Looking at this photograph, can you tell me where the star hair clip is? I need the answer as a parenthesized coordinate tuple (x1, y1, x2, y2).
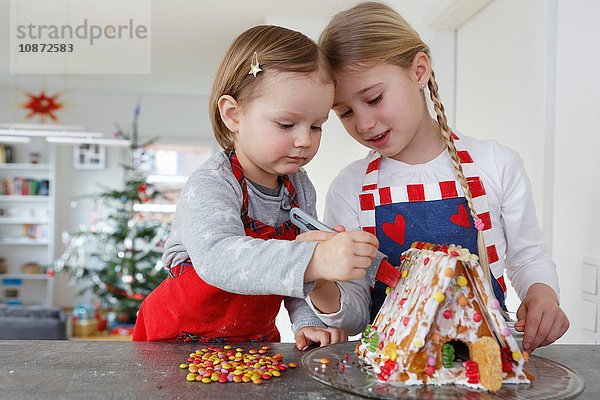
(249, 51, 262, 77)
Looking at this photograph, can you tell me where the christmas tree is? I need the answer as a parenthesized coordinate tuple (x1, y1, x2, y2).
(54, 103, 171, 321)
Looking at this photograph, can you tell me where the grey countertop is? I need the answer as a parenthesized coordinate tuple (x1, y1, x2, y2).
(0, 340, 597, 399)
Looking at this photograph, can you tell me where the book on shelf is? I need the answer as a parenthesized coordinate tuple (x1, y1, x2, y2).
(22, 224, 48, 240)
(0, 178, 50, 196)
(0, 145, 14, 164)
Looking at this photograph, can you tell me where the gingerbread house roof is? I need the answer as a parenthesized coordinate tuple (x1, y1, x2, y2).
(359, 242, 528, 389)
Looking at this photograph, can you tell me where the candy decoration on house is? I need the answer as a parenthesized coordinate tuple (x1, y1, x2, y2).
(53, 101, 170, 322)
(357, 242, 529, 392)
(22, 90, 63, 122)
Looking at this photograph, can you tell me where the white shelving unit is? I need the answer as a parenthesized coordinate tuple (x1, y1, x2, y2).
(0, 144, 55, 306)
(0, 274, 53, 305)
(0, 163, 52, 171)
(0, 195, 53, 201)
(0, 218, 50, 224)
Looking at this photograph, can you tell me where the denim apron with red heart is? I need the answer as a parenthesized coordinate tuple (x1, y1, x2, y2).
(133, 150, 300, 342)
(359, 135, 506, 322)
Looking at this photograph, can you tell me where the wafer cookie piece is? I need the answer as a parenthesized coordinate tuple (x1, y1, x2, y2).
(471, 337, 503, 391)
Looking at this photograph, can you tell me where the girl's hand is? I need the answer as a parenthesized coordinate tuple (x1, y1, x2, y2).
(294, 326, 348, 350)
(514, 283, 569, 353)
(304, 230, 379, 282)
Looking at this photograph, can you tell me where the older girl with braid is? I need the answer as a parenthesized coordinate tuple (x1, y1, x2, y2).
(307, 2, 568, 353)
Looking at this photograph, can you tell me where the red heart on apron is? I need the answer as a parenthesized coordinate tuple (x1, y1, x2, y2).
(450, 204, 471, 228)
(382, 213, 406, 244)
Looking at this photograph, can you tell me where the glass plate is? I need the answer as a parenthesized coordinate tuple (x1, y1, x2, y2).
(301, 342, 584, 399)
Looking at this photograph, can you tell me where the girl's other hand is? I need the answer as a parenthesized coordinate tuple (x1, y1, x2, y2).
(294, 326, 348, 350)
(514, 283, 569, 353)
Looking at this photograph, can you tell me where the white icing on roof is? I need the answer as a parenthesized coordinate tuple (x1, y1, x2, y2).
(358, 243, 529, 390)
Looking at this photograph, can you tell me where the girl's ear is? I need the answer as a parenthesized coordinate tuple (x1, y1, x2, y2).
(218, 95, 240, 133)
(412, 51, 431, 87)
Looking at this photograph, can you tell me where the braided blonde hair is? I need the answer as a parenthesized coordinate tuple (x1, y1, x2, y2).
(320, 2, 490, 276)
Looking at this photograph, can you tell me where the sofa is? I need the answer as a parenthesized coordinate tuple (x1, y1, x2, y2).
(0, 305, 67, 340)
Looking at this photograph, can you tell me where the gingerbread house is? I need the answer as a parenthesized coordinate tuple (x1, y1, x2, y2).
(357, 242, 529, 391)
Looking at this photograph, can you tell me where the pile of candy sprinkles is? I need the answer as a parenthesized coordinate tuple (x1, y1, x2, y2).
(179, 345, 297, 384)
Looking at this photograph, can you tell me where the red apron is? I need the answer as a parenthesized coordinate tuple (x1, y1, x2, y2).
(133, 150, 300, 342)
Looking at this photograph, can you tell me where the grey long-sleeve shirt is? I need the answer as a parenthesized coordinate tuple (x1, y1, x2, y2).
(162, 151, 325, 332)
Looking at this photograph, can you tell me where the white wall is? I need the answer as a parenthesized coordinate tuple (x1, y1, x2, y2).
(453, 0, 600, 344)
(455, 0, 548, 222)
(453, 0, 550, 318)
(553, 0, 600, 343)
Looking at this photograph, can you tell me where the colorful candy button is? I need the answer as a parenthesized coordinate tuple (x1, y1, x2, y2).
(178, 345, 294, 385)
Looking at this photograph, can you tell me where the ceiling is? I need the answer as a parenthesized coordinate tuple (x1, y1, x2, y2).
(0, 0, 452, 96)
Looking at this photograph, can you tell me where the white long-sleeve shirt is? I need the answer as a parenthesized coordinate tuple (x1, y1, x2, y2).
(308, 133, 560, 334)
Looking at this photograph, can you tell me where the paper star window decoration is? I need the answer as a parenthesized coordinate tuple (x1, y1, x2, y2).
(23, 90, 63, 123)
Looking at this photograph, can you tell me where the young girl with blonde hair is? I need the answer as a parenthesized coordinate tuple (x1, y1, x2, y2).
(133, 25, 379, 347)
(308, 2, 568, 353)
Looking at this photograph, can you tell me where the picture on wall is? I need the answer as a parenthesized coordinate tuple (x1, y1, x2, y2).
(73, 143, 106, 170)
